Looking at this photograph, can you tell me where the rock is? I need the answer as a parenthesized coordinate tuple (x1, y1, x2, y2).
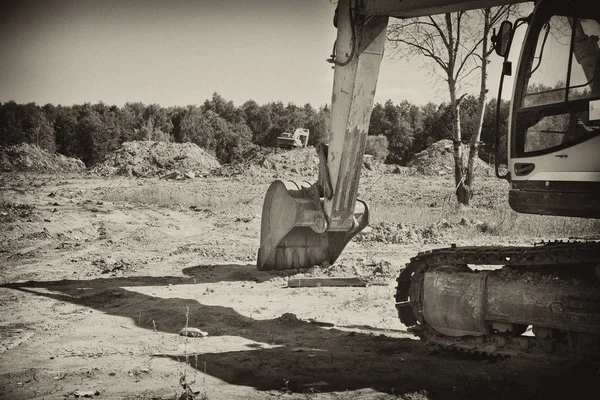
(372, 260, 393, 276)
(160, 171, 180, 180)
(73, 389, 99, 398)
(179, 327, 208, 338)
(363, 155, 374, 171)
(277, 313, 303, 325)
(259, 158, 276, 169)
(183, 171, 195, 179)
(30, 214, 45, 223)
(391, 165, 416, 175)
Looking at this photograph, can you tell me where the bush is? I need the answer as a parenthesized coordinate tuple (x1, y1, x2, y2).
(365, 135, 389, 161)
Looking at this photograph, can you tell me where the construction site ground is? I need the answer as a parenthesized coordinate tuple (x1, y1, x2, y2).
(1, 171, 599, 400)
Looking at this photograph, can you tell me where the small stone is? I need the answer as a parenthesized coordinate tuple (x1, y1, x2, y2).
(179, 327, 208, 338)
(30, 214, 45, 223)
(73, 389, 99, 398)
(160, 171, 180, 180)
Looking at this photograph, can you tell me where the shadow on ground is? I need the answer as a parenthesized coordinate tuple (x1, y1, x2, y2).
(3, 268, 599, 399)
(182, 263, 279, 283)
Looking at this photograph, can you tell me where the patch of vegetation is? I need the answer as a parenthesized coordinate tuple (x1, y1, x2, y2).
(365, 178, 600, 241)
(102, 185, 256, 209)
(365, 135, 389, 161)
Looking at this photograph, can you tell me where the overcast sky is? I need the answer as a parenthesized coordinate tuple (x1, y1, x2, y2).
(0, 0, 524, 108)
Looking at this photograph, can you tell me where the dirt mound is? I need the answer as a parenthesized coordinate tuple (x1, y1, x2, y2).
(257, 147, 319, 174)
(355, 217, 499, 245)
(210, 147, 318, 178)
(256, 148, 398, 176)
(0, 143, 85, 173)
(91, 141, 220, 177)
(272, 257, 400, 286)
(355, 220, 455, 245)
(407, 139, 492, 177)
(214, 146, 404, 179)
(306, 259, 397, 278)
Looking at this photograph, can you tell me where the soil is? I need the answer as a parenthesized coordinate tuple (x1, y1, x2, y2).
(212, 146, 400, 180)
(407, 140, 492, 177)
(1, 161, 599, 399)
(90, 141, 221, 178)
(0, 144, 86, 173)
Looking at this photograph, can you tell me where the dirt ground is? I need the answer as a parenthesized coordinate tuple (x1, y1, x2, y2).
(0, 172, 598, 400)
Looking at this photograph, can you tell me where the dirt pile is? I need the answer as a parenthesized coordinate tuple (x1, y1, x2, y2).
(303, 259, 397, 281)
(355, 220, 457, 245)
(90, 141, 220, 177)
(257, 147, 319, 174)
(355, 217, 498, 245)
(210, 147, 318, 178)
(278, 258, 399, 286)
(215, 146, 406, 178)
(0, 143, 85, 173)
(256, 148, 400, 176)
(407, 139, 492, 176)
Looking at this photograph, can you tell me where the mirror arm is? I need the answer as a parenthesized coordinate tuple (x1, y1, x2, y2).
(494, 67, 510, 181)
(493, 14, 533, 180)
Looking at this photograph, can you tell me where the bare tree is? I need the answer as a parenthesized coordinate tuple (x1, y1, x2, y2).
(387, 6, 515, 205)
(466, 6, 516, 202)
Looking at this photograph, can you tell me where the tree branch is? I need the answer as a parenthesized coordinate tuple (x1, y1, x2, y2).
(387, 37, 449, 72)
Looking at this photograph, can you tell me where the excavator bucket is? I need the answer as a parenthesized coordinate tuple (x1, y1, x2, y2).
(258, 180, 369, 270)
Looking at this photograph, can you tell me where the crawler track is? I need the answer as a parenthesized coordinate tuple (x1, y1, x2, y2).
(395, 242, 600, 357)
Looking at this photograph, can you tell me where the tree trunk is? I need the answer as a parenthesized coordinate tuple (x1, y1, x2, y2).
(466, 8, 492, 202)
(449, 81, 469, 205)
(465, 82, 486, 196)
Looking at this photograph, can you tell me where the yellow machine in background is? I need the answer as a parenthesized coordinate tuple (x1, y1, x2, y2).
(259, 0, 600, 356)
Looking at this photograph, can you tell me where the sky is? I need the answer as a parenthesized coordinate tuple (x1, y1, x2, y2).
(0, 0, 527, 108)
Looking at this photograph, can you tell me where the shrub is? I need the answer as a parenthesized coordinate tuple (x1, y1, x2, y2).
(365, 135, 389, 161)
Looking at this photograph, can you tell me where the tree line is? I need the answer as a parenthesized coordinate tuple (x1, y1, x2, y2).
(0, 92, 508, 166)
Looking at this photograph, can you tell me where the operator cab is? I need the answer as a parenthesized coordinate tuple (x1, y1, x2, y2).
(500, 0, 600, 218)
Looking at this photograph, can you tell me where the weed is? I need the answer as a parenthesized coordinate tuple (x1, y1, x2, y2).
(280, 379, 292, 395)
(103, 185, 256, 209)
(175, 306, 209, 400)
(477, 221, 500, 235)
(303, 387, 320, 399)
(332, 390, 365, 400)
(369, 203, 600, 240)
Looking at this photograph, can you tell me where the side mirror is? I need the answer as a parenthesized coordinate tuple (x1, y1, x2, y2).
(492, 20, 513, 58)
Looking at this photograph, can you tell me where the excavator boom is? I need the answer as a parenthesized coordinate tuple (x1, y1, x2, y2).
(361, 0, 525, 18)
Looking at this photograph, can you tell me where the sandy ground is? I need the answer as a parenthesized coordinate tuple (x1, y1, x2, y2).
(0, 173, 598, 400)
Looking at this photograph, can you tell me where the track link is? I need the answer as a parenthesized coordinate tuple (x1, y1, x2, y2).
(395, 241, 600, 357)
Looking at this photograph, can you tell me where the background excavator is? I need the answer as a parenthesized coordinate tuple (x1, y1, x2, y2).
(258, 0, 599, 357)
(276, 128, 310, 148)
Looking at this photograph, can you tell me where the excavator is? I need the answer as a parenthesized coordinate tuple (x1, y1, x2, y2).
(258, 0, 600, 357)
(276, 128, 310, 148)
